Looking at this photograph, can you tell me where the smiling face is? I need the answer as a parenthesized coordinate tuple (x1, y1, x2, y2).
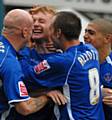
(84, 23, 106, 49)
(31, 11, 54, 41)
(84, 19, 112, 51)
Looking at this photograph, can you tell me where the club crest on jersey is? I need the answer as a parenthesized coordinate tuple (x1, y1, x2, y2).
(104, 73, 112, 82)
(18, 81, 28, 97)
(34, 60, 50, 74)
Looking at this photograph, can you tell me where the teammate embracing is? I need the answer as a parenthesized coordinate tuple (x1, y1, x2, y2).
(20, 11, 105, 120)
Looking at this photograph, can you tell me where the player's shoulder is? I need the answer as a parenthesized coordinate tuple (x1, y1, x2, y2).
(103, 52, 112, 66)
(108, 52, 112, 62)
(82, 43, 98, 55)
(0, 39, 10, 67)
(47, 52, 64, 60)
(19, 46, 31, 58)
(83, 43, 96, 51)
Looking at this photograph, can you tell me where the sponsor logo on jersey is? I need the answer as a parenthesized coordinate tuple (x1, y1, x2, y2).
(104, 73, 112, 82)
(34, 60, 50, 74)
(18, 81, 28, 97)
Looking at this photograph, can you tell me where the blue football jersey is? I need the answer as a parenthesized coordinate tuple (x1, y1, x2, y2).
(0, 35, 30, 116)
(18, 47, 58, 120)
(100, 52, 112, 88)
(100, 52, 112, 119)
(20, 43, 105, 120)
(19, 47, 61, 90)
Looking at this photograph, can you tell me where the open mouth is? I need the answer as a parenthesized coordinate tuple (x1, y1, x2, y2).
(33, 26, 43, 34)
(33, 29, 43, 34)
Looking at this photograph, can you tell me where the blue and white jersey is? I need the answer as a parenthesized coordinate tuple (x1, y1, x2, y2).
(20, 43, 104, 120)
(19, 47, 62, 90)
(18, 47, 59, 120)
(100, 52, 112, 88)
(100, 52, 112, 119)
(0, 35, 30, 115)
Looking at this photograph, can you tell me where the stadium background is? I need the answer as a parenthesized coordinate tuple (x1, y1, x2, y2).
(0, 0, 112, 40)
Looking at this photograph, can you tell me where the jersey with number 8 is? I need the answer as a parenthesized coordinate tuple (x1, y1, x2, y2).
(20, 43, 105, 120)
(89, 68, 99, 105)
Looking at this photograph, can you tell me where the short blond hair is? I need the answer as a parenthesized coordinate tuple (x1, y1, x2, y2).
(29, 5, 56, 15)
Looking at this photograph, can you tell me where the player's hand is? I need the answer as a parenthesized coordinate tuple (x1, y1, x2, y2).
(46, 90, 67, 105)
(102, 88, 112, 107)
(44, 41, 57, 53)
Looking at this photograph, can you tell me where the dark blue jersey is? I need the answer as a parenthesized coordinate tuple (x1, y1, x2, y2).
(19, 47, 64, 90)
(19, 47, 61, 91)
(100, 52, 112, 119)
(100, 52, 112, 88)
(20, 43, 105, 120)
(0, 35, 30, 116)
(17, 47, 57, 120)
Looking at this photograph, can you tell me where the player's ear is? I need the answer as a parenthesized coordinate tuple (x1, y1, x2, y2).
(21, 27, 28, 38)
(56, 28, 62, 39)
(104, 34, 111, 44)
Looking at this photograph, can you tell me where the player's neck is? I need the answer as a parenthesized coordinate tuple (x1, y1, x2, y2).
(98, 46, 111, 64)
(2, 33, 21, 51)
(63, 39, 80, 50)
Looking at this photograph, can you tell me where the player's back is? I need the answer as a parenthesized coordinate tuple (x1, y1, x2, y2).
(66, 43, 105, 120)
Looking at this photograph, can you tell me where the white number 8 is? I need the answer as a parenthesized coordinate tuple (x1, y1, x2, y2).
(89, 68, 100, 105)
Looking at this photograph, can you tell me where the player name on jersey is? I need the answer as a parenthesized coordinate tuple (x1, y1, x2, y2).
(78, 50, 98, 66)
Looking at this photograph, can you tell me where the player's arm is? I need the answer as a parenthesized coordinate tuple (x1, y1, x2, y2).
(15, 90, 67, 115)
(29, 88, 67, 106)
(2, 58, 48, 116)
(15, 95, 48, 115)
